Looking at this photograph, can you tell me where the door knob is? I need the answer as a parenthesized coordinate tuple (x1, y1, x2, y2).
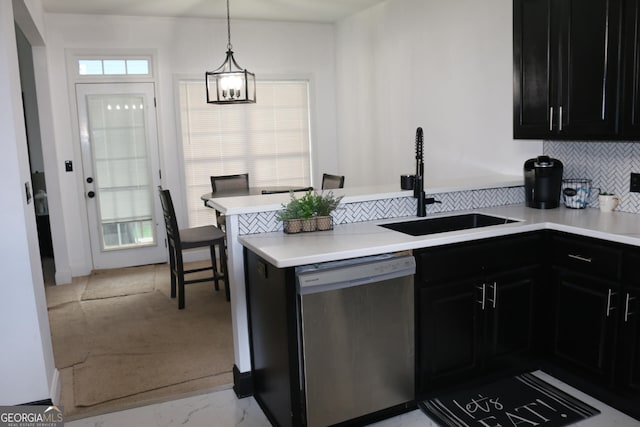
(87, 191, 95, 198)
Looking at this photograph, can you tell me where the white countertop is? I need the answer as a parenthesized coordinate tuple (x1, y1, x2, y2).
(206, 175, 524, 215)
(239, 204, 640, 268)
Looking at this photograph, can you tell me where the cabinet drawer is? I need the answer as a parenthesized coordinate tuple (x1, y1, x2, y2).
(416, 244, 484, 284)
(489, 233, 541, 272)
(552, 235, 622, 281)
(416, 234, 541, 284)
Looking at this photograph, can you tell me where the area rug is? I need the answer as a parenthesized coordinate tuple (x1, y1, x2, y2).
(46, 262, 234, 415)
(81, 264, 157, 301)
(72, 287, 233, 407)
(419, 372, 600, 427)
(73, 351, 232, 406)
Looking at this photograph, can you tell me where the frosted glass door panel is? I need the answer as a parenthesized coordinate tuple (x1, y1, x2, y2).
(87, 94, 154, 249)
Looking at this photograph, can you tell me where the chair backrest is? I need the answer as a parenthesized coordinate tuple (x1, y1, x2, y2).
(210, 173, 250, 193)
(158, 187, 181, 248)
(321, 173, 345, 190)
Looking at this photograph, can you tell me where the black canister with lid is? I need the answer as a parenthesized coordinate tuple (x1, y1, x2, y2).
(524, 156, 564, 209)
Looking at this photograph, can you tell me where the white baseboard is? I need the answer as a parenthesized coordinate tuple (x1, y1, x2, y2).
(54, 268, 72, 285)
(49, 368, 61, 405)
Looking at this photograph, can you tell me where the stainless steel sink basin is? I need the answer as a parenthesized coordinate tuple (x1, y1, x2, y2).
(379, 213, 518, 236)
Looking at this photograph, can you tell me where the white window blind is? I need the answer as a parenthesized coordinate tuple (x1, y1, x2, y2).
(178, 80, 312, 227)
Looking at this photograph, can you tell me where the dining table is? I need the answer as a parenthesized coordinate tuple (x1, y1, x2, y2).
(200, 185, 314, 206)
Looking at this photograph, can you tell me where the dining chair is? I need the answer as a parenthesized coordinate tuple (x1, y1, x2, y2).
(321, 173, 345, 190)
(158, 187, 229, 309)
(210, 173, 250, 231)
(210, 173, 250, 193)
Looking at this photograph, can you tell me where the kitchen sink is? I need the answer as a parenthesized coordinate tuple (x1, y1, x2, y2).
(379, 213, 518, 236)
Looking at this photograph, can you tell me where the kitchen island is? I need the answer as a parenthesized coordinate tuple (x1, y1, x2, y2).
(205, 176, 524, 389)
(205, 177, 640, 404)
(239, 205, 640, 425)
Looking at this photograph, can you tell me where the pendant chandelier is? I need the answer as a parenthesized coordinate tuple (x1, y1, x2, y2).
(205, 0, 256, 104)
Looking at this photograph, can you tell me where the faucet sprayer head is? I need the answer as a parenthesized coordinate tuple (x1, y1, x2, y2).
(415, 127, 423, 160)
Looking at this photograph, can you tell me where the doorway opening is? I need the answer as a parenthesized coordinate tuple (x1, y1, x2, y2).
(15, 24, 54, 286)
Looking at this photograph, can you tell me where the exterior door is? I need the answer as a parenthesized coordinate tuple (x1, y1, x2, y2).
(76, 82, 165, 269)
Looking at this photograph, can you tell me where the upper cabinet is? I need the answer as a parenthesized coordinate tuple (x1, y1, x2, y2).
(621, 0, 640, 137)
(513, 0, 626, 140)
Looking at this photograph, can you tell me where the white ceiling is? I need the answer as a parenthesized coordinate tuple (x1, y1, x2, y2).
(40, 0, 389, 24)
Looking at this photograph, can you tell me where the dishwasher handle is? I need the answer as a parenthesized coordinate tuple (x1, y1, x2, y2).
(297, 255, 416, 295)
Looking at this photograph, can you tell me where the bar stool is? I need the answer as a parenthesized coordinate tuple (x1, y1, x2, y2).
(158, 187, 229, 308)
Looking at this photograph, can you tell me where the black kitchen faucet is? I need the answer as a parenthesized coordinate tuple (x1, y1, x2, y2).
(414, 127, 438, 217)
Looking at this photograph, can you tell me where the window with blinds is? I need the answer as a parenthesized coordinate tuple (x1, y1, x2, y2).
(178, 80, 312, 227)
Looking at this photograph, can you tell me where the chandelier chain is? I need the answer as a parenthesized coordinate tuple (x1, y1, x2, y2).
(226, 0, 232, 50)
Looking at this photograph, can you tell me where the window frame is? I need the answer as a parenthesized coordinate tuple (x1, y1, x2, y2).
(175, 76, 315, 228)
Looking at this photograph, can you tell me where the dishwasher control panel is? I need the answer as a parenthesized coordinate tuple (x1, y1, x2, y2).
(296, 254, 416, 295)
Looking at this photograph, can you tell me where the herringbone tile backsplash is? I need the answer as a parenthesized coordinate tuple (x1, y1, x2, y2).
(236, 142, 640, 235)
(544, 141, 640, 213)
(238, 186, 525, 235)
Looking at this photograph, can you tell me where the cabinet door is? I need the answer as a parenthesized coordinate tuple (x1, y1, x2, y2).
(621, 0, 640, 137)
(618, 287, 640, 391)
(558, 0, 621, 137)
(246, 251, 299, 427)
(417, 278, 482, 392)
(485, 269, 537, 365)
(513, 0, 622, 139)
(513, 0, 554, 138)
(618, 251, 640, 391)
(552, 270, 618, 385)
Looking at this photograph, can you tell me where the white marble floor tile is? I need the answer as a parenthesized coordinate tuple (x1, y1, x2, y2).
(65, 371, 640, 427)
(65, 389, 270, 427)
(369, 409, 436, 426)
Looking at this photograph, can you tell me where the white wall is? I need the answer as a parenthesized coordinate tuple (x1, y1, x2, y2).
(0, 0, 56, 405)
(42, 0, 545, 278)
(43, 13, 339, 277)
(335, 0, 542, 186)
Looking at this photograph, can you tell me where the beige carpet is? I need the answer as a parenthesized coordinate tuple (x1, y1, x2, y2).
(46, 262, 234, 419)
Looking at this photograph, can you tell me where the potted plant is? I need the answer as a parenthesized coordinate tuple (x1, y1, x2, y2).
(315, 191, 343, 230)
(276, 195, 304, 233)
(298, 190, 319, 232)
(277, 190, 343, 233)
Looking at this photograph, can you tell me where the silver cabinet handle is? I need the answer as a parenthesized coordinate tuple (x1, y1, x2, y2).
(476, 284, 486, 310)
(487, 282, 497, 309)
(549, 107, 554, 131)
(568, 254, 593, 263)
(606, 289, 617, 317)
(559, 105, 563, 131)
(625, 293, 636, 322)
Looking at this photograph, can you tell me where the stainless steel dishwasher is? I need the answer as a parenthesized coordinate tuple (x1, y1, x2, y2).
(296, 253, 415, 427)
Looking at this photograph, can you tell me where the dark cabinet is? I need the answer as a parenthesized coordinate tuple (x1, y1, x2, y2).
(415, 234, 541, 394)
(621, 0, 640, 137)
(513, 0, 623, 139)
(545, 232, 640, 419)
(549, 233, 623, 386)
(551, 271, 620, 385)
(245, 250, 303, 427)
(484, 270, 537, 365)
(418, 276, 482, 388)
(618, 251, 640, 392)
